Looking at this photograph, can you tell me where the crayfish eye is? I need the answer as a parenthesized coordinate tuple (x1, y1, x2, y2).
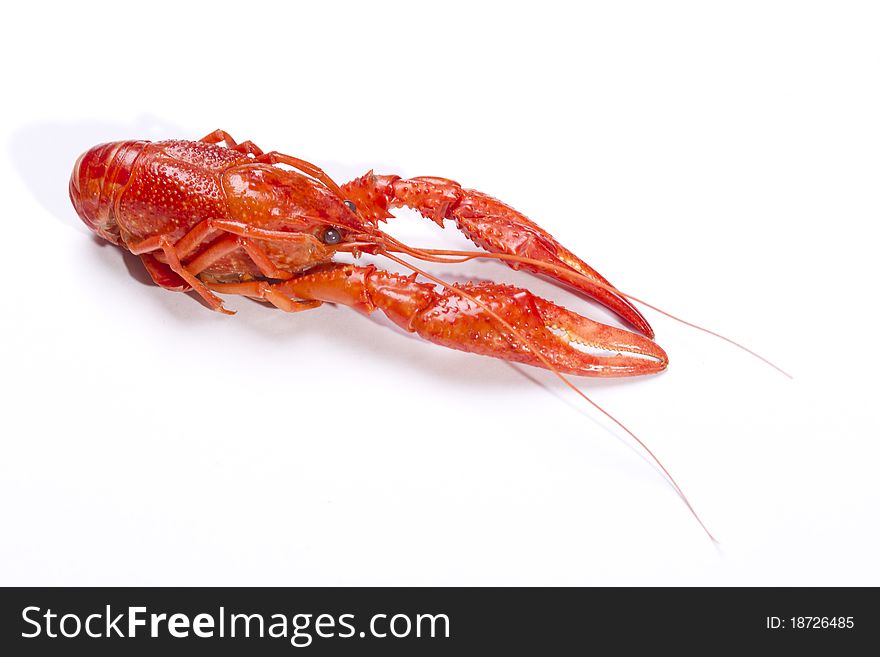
(343, 200, 356, 213)
(321, 227, 342, 245)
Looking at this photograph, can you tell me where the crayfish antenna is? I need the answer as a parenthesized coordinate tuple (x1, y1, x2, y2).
(379, 248, 718, 544)
(385, 245, 792, 380)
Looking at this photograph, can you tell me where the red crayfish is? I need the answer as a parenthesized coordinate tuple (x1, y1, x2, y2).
(69, 129, 668, 378)
(72, 130, 754, 539)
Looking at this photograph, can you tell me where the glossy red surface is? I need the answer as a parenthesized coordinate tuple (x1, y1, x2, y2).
(70, 133, 665, 377)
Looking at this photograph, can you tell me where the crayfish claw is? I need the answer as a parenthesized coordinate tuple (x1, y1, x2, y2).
(528, 296, 667, 376)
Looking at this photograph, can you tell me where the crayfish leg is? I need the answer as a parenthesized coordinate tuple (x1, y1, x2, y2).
(206, 281, 322, 313)
(140, 254, 190, 292)
(200, 129, 265, 157)
(128, 235, 232, 314)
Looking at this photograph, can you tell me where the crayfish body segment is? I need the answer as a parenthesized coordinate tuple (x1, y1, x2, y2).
(70, 130, 667, 377)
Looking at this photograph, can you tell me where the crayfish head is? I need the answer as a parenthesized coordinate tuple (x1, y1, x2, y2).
(70, 140, 147, 245)
(221, 162, 389, 265)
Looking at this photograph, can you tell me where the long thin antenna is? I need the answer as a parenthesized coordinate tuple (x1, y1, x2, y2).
(379, 249, 718, 543)
(371, 243, 792, 380)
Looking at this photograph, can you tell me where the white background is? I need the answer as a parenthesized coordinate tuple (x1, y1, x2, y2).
(1, 1, 877, 585)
